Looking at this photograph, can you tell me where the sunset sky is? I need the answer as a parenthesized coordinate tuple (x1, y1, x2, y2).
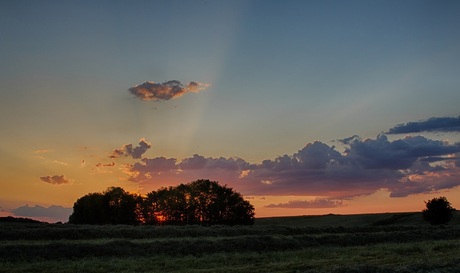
(1, 0, 460, 223)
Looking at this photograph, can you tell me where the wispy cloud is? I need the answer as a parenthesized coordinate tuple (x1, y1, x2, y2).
(33, 149, 52, 154)
(110, 138, 151, 159)
(40, 175, 71, 185)
(265, 199, 345, 209)
(129, 80, 210, 101)
(52, 160, 69, 166)
(387, 115, 460, 134)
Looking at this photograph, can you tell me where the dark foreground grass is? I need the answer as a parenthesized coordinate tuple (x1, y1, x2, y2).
(1, 216, 459, 273)
(1, 240, 460, 273)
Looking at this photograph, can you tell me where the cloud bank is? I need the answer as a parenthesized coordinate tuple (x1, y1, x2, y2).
(119, 135, 460, 200)
(108, 116, 460, 208)
(11, 205, 72, 223)
(40, 175, 70, 185)
(129, 80, 210, 101)
(387, 116, 460, 134)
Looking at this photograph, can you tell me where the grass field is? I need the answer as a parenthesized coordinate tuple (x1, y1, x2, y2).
(1, 212, 459, 273)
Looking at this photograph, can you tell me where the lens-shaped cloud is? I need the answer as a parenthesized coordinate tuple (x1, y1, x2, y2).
(40, 175, 70, 185)
(387, 115, 460, 134)
(129, 80, 210, 101)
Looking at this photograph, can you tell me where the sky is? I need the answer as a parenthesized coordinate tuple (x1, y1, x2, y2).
(1, 0, 460, 223)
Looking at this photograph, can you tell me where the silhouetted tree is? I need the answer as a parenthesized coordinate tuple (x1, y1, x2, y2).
(103, 187, 140, 225)
(69, 180, 254, 225)
(69, 187, 141, 225)
(422, 196, 455, 225)
(69, 192, 107, 224)
(187, 179, 255, 225)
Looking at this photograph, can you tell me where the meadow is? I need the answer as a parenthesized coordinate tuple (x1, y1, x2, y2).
(1, 212, 459, 273)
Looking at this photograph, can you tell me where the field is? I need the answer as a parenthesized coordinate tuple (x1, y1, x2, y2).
(1, 212, 459, 273)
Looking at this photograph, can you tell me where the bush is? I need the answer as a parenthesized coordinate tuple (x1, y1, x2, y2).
(422, 196, 455, 225)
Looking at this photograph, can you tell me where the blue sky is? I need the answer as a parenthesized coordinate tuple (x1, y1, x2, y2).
(1, 0, 460, 222)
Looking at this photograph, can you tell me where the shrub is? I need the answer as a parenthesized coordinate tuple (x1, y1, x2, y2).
(422, 196, 455, 225)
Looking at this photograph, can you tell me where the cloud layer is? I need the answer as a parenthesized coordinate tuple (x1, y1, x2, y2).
(40, 175, 70, 185)
(129, 80, 210, 101)
(106, 116, 460, 209)
(387, 116, 460, 134)
(118, 133, 460, 202)
(11, 205, 72, 223)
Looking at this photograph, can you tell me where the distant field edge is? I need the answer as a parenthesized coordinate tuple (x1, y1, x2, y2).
(255, 211, 460, 227)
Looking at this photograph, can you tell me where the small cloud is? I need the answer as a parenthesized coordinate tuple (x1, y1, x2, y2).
(387, 115, 460, 134)
(110, 138, 151, 159)
(52, 160, 69, 166)
(265, 199, 344, 209)
(337, 135, 361, 145)
(129, 80, 210, 101)
(96, 162, 115, 167)
(40, 175, 70, 185)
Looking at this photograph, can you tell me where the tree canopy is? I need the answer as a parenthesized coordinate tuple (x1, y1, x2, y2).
(422, 196, 455, 225)
(69, 180, 255, 226)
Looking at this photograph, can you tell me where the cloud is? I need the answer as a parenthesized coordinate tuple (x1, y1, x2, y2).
(96, 162, 115, 167)
(127, 154, 251, 183)
(240, 135, 460, 198)
(33, 149, 51, 154)
(40, 175, 70, 185)
(110, 138, 151, 159)
(122, 117, 460, 200)
(52, 160, 69, 166)
(338, 135, 361, 145)
(265, 199, 345, 209)
(11, 205, 72, 223)
(387, 116, 460, 134)
(178, 154, 208, 170)
(345, 135, 460, 170)
(129, 80, 210, 101)
(128, 157, 179, 181)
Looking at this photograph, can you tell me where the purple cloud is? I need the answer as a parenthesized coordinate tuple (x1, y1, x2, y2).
(387, 116, 460, 134)
(178, 154, 208, 170)
(127, 155, 251, 183)
(11, 205, 72, 223)
(129, 80, 210, 101)
(110, 138, 151, 159)
(241, 135, 460, 198)
(121, 117, 460, 200)
(128, 157, 179, 182)
(345, 135, 460, 170)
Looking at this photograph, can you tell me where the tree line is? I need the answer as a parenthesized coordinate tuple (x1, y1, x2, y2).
(68, 179, 255, 226)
